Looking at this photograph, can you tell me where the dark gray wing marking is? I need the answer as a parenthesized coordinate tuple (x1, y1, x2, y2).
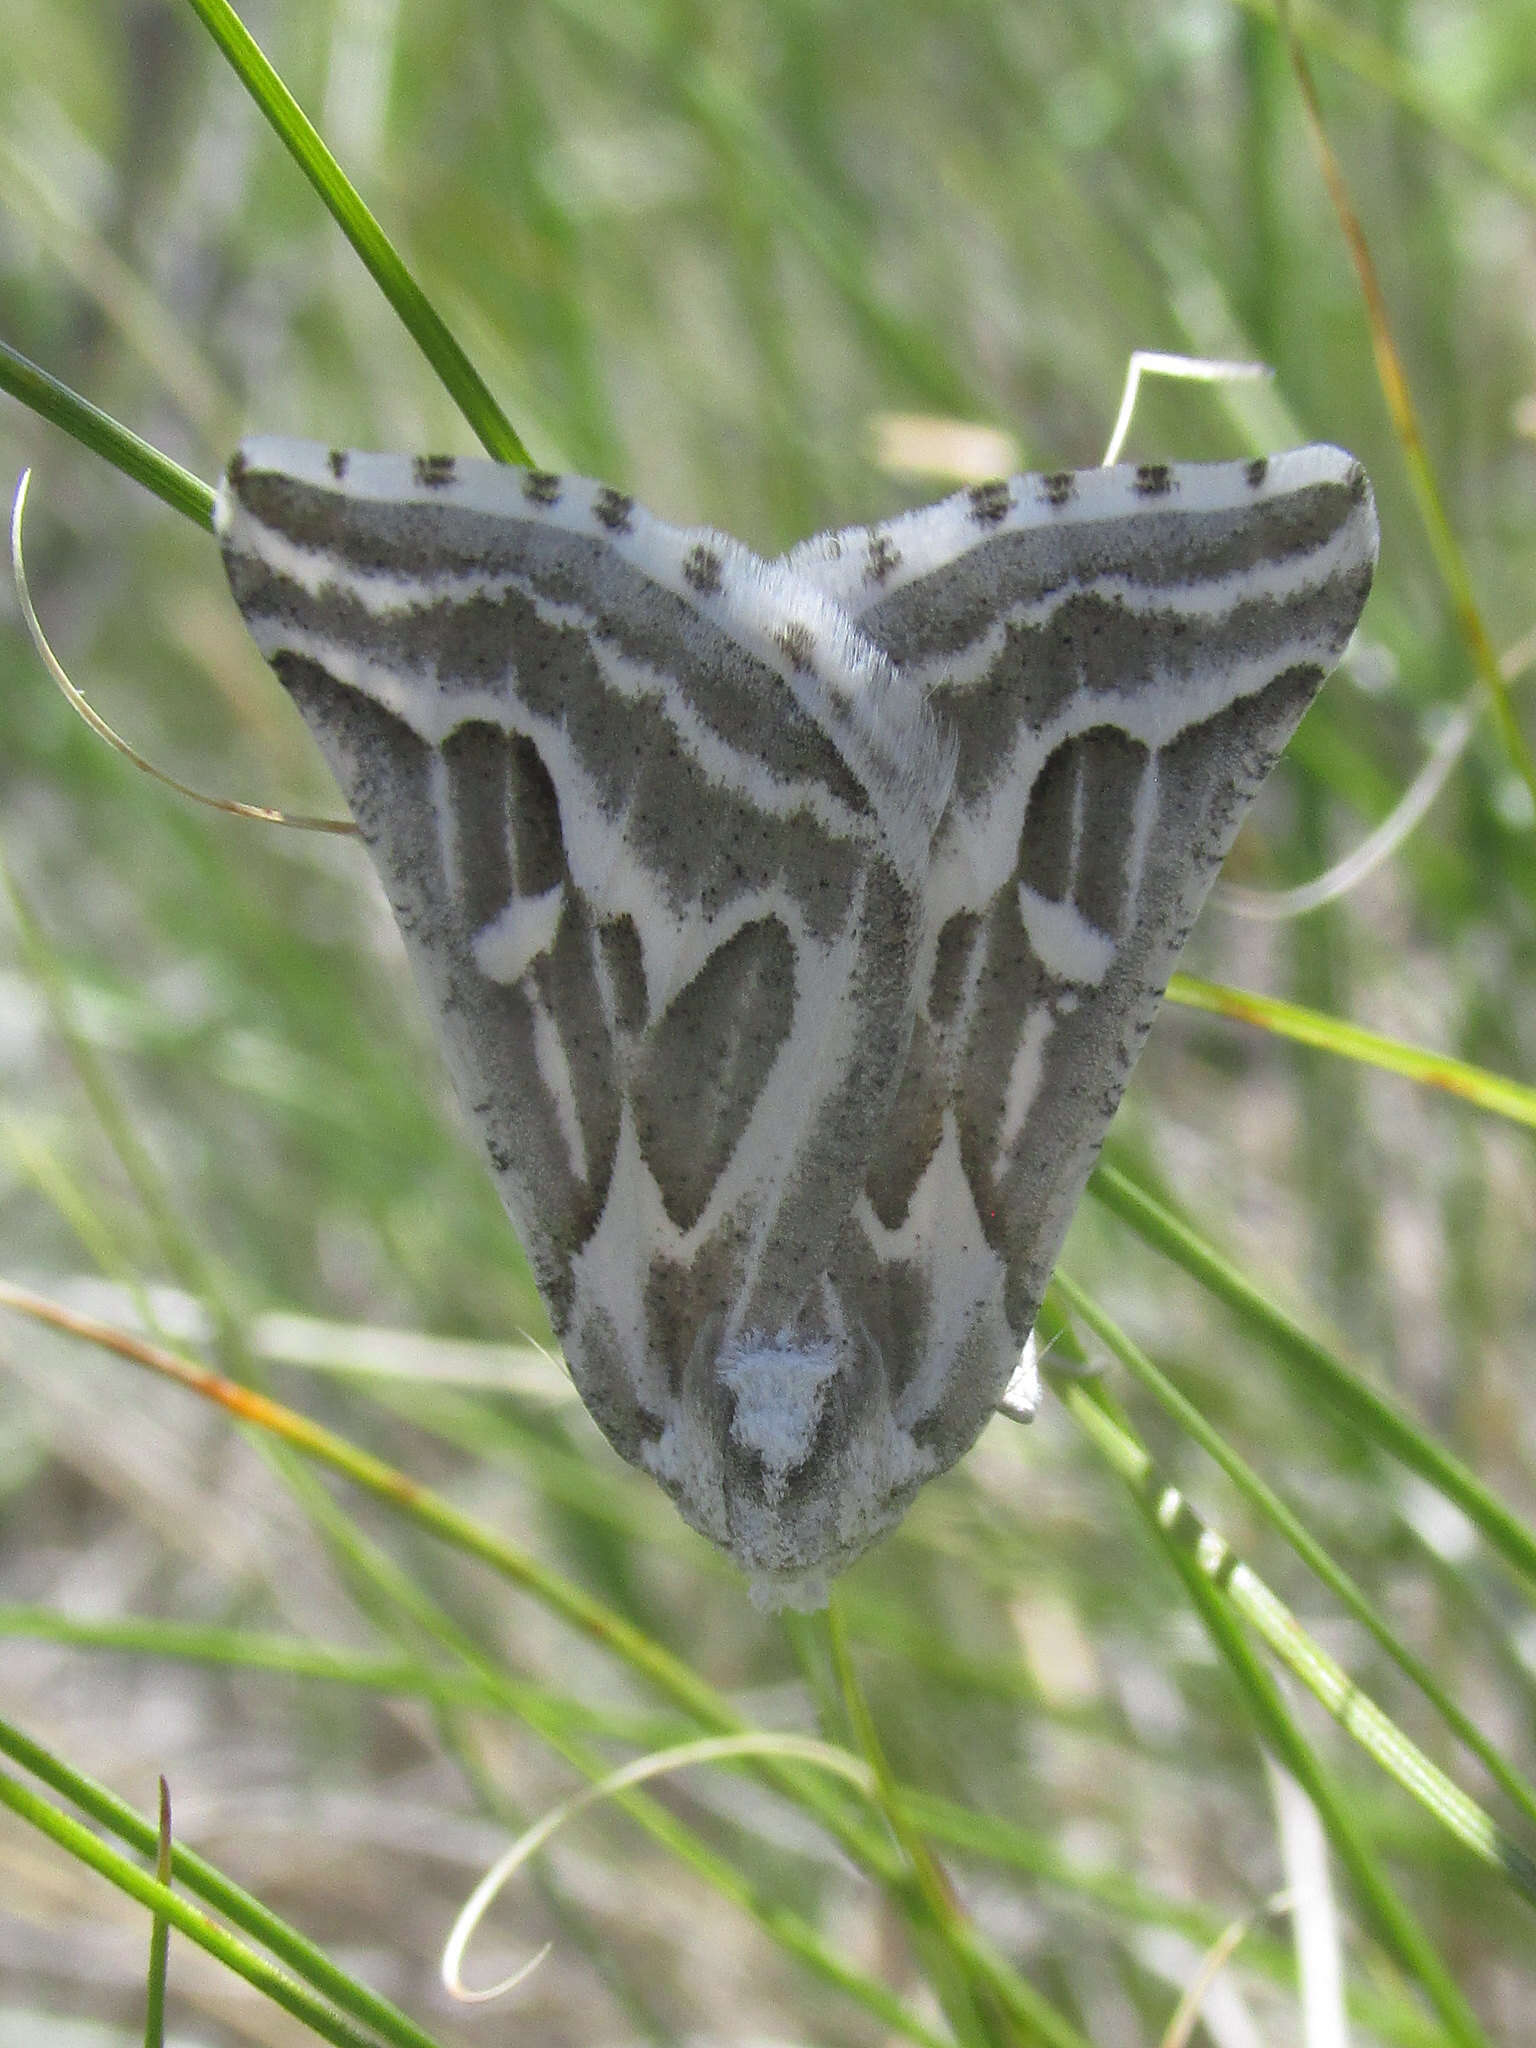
(217, 442, 951, 1495)
(218, 440, 1375, 1597)
(796, 451, 1378, 1453)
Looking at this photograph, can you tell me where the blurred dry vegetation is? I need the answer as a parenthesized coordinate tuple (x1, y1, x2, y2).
(3, 1, 1536, 2043)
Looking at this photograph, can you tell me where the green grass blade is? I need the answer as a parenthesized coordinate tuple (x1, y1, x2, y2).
(1235, 0, 1536, 212)
(1088, 1162, 1536, 1588)
(0, 1757, 431, 2048)
(0, 1716, 448, 2048)
(1063, 1383, 1498, 2048)
(177, 0, 530, 464)
(1275, 0, 1536, 812)
(1051, 1271, 1536, 1838)
(1, 883, 960, 2036)
(828, 1602, 1088, 2048)
(0, 1284, 932, 1883)
(143, 1777, 172, 2048)
(0, 1608, 949, 2047)
(0, 340, 215, 528)
(1168, 973, 1536, 1130)
(1054, 1380, 1536, 1909)
(0, 1280, 727, 1716)
(0, 1602, 1453, 2045)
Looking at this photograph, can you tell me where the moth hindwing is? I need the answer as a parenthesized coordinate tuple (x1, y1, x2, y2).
(217, 438, 1377, 1606)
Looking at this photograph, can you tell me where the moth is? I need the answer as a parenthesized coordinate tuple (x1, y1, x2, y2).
(217, 438, 1376, 1606)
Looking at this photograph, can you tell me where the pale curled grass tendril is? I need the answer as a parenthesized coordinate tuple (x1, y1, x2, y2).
(0, 1269, 918, 1902)
(10, 469, 358, 836)
(1218, 693, 1474, 919)
(441, 1734, 875, 2004)
(1219, 619, 1536, 920)
(1100, 351, 1273, 467)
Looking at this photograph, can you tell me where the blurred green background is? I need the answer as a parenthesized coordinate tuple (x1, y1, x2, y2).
(3, 1, 1536, 2042)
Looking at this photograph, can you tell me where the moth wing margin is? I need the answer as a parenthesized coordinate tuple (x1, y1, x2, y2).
(817, 447, 1377, 1433)
(214, 439, 949, 1481)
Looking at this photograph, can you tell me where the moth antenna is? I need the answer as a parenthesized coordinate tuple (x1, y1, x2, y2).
(1032, 1326, 1066, 1372)
(1101, 350, 1272, 466)
(9, 468, 358, 836)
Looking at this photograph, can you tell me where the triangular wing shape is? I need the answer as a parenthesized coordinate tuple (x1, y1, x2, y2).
(217, 440, 954, 1587)
(220, 440, 1375, 1604)
(787, 448, 1378, 1479)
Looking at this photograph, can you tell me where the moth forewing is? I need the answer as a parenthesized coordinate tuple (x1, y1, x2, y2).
(217, 440, 1376, 1606)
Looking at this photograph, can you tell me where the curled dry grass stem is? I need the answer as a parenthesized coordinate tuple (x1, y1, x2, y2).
(1215, 690, 1475, 920)
(9, 365, 1529, 1173)
(1216, 613, 1536, 921)
(4, 10, 1531, 2033)
(1, 1702, 964, 2048)
(10, 469, 358, 835)
(10, 1248, 1533, 1914)
(441, 1733, 874, 2003)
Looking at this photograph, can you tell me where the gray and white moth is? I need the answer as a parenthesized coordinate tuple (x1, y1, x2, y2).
(216, 438, 1376, 1607)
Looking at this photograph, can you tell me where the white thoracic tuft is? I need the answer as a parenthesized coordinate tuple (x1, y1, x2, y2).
(719, 1336, 843, 1500)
